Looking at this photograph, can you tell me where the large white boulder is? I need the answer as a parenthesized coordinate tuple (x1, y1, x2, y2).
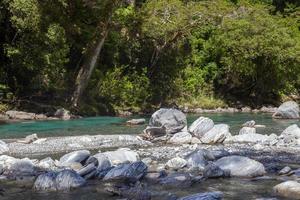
(215, 155, 266, 177)
(274, 181, 300, 199)
(189, 117, 214, 138)
(273, 101, 299, 119)
(200, 124, 231, 144)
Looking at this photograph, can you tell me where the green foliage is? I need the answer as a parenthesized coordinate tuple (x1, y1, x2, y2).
(0, 0, 300, 114)
(97, 66, 150, 111)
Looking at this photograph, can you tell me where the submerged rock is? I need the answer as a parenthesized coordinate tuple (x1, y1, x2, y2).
(272, 101, 299, 119)
(103, 161, 147, 183)
(274, 181, 300, 199)
(159, 173, 192, 188)
(126, 118, 146, 125)
(203, 163, 229, 178)
(178, 192, 223, 200)
(165, 157, 187, 170)
(59, 150, 90, 166)
(169, 132, 192, 144)
(215, 156, 266, 177)
(189, 117, 214, 138)
(201, 124, 231, 144)
(242, 120, 256, 127)
(147, 108, 187, 135)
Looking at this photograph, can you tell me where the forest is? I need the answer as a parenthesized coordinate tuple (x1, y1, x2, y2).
(0, 0, 299, 115)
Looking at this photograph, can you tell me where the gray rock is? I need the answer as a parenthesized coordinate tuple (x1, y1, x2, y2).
(55, 169, 86, 191)
(33, 172, 57, 191)
(0, 140, 9, 154)
(191, 137, 202, 144)
(185, 149, 214, 170)
(17, 134, 38, 144)
(54, 108, 71, 120)
(148, 108, 187, 135)
(6, 159, 36, 176)
(38, 157, 56, 170)
(159, 173, 192, 188)
(260, 106, 277, 113)
(77, 163, 97, 178)
(280, 124, 300, 144)
(59, 150, 90, 166)
(279, 166, 292, 175)
(102, 148, 139, 165)
(189, 117, 214, 138)
(103, 161, 147, 183)
(273, 101, 299, 119)
(105, 183, 151, 200)
(242, 120, 256, 127)
(178, 192, 223, 200)
(274, 181, 300, 199)
(215, 156, 266, 177)
(169, 132, 192, 144)
(34, 170, 85, 191)
(92, 154, 112, 171)
(203, 163, 229, 178)
(165, 157, 187, 170)
(239, 127, 256, 135)
(5, 110, 36, 120)
(201, 124, 231, 144)
(126, 118, 146, 125)
(224, 133, 273, 144)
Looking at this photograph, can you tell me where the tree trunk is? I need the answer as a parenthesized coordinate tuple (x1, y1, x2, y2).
(71, 24, 109, 108)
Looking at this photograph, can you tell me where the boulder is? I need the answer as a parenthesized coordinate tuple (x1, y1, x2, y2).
(17, 134, 38, 144)
(102, 148, 139, 165)
(89, 154, 111, 171)
(279, 166, 292, 175)
(59, 150, 90, 166)
(33, 172, 57, 191)
(5, 110, 36, 120)
(200, 124, 231, 144)
(189, 117, 214, 138)
(224, 133, 273, 144)
(126, 118, 146, 125)
(165, 157, 187, 170)
(239, 127, 256, 135)
(272, 101, 299, 119)
(7, 159, 36, 176)
(38, 157, 56, 170)
(159, 173, 192, 188)
(147, 108, 187, 135)
(215, 156, 266, 177)
(55, 170, 86, 191)
(242, 120, 256, 127)
(274, 181, 300, 199)
(178, 192, 223, 200)
(280, 124, 300, 144)
(169, 132, 192, 144)
(77, 163, 97, 178)
(0, 140, 9, 154)
(203, 163, 229, 178)
(185, 149, 214, 170)
(103, 161, 147, 183)
(54, 108, 71, 120)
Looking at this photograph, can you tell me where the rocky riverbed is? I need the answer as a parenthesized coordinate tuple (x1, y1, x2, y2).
(0, 101, 299, 199)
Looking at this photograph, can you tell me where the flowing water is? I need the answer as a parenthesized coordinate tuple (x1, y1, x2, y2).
(0, 113, 299, 199)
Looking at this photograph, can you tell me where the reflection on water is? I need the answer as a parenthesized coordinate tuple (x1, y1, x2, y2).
(0, 113, 299, 139)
